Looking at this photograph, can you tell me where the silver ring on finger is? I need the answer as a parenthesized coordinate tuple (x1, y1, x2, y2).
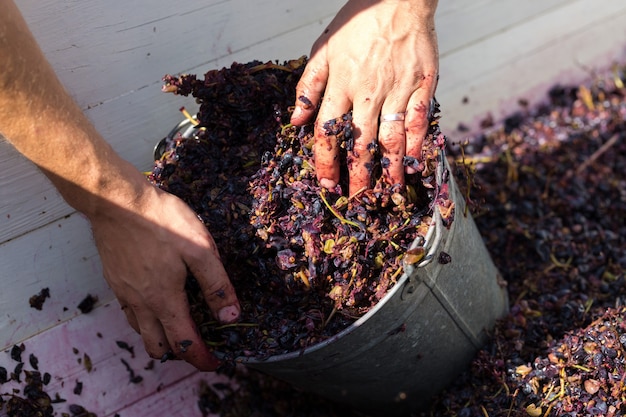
(380, 112, 406, 122)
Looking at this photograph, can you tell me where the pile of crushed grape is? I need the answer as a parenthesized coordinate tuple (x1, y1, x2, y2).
(153, 58, 449, 363)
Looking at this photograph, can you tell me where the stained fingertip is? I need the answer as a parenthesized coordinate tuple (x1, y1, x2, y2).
(217, 304, 240, 324)
(403, 155, 422, 175)
(203, 354, 221, 371)
(182, 343, 221, 371)
(347, 161, 374, 197)
(313, 141, 340, 189)
(349, 179, 370, 198)
(290, 106, 303, 123)
(319, 177, 337, 189)
(190, 252, 241, 321)
(167, 328, 220, 371)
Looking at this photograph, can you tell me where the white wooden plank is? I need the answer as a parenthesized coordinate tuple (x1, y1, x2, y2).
(0, 213, 112, 350)
(435, 0, 570, 56)
(0, 300, 231, 417)
(436, 0, 626, 140)
(115, 372, 229, 417)
(15, 0, 341, 111)
(0, 145, 70, 241)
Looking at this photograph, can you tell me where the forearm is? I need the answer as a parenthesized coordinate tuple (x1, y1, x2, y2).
(379, 0, 438, 19)
(400, 0, 438, 33)
(407, 0, 438, 17)
(0, 0, 148, 218)
(344, 0, 438, 43)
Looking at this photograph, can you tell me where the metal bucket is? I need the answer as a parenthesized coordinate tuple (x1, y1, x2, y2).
(239, 150, 509, 416)
(157, 120, 509, 415)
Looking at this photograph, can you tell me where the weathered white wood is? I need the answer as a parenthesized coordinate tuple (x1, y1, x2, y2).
(0, 213, 112, 349)
(0, 300, 231, 417)
(15, 0, 339, 110)
(435, 0, 569, 56)
(0, 147, 70, 242)
(436, 0, 626, 139)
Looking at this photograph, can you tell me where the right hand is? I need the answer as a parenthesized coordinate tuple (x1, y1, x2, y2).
(290, 0, 439, 196)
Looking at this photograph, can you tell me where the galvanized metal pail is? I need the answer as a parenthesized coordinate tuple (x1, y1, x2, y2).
(240, 150, 509, 416)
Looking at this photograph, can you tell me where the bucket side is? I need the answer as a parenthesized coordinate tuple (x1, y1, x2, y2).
(246, 272, 477, 415)
(417, 156, 509, 349)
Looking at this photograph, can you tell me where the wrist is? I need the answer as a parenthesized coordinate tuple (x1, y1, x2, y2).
(380, 0, 438, 16)
(62, 152, 155, 221)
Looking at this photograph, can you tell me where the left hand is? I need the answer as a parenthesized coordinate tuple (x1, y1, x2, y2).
(88, 183, 240, 371)
(290, 0, 439, 196)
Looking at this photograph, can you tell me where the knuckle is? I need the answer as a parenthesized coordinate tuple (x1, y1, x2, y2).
(406, 116, 428, 133)
(378, 131, 405, 151)
(351, 141, 372, 157)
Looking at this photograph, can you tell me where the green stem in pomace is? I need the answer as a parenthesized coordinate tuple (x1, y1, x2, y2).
(200, 321, 259, 331)
(280, 123, 293, 135)
(215, 322, 258, 331)
(179, 106, 199, 126)
(319, 189, 363, 230)
(570, 364, 592, 372)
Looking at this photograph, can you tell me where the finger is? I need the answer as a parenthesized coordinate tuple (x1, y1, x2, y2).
(313, 88, 352, 190)
(161, 306, 220, 371)
(119, 301, 140, 333)
(291, 45, 329, 126)
(125, 265, 222, 371)
(349, 99, 380, 195)
(133, 308, 173, 360)
(130, 275, 221, 371)
(378, 84, 411, 186)
(405, 79, 437, 174)
(186, 232, 240, 324)
(404, 94, 429, 171)
(377, 114, 407, 186)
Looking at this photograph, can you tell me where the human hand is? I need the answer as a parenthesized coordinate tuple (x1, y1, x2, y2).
(290, 0, 439, 196)
(1, 0, 239, 372)
(88, 184, 240, 371)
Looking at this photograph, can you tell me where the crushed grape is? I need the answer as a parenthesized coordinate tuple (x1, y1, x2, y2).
(152, 57, 447, 362)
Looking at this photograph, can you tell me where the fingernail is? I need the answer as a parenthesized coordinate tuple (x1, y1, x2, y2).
(319, 178, 337, 189)
(217, 304, 240, 323)
(291, 106, 302, 121)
